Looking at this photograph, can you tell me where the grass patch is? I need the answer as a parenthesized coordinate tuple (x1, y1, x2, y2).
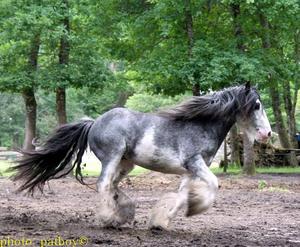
(1, 158, 299, 178)
(210, 166, 300, 175)
(263, 186, 290, 193)
(80, 162, 101, 177)
(80, 161, 148, 177)
(0, 160, 14, 176)
(80, 163, 148, 177)
(210, 166, 241, 175)
(256, 166, 300, 174)
(0, 159, 149, 178)
(257, 180, 290, 193)
(129, 166, 148, 176)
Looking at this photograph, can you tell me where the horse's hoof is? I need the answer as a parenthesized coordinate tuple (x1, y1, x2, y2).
(149, 217, 170, 231)
(103, 225, 122, 231)
(149, 225, 168, 234)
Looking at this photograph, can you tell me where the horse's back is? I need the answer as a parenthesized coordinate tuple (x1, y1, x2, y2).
(88, 108, 148, 152)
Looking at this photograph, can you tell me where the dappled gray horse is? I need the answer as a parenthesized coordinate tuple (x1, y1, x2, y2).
(12, 83, 271, 229)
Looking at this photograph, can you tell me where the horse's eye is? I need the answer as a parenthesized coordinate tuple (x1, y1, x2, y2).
(254, 102, 260, 110)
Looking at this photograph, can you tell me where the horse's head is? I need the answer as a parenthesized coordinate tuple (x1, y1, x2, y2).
(236, 82, 272, 144)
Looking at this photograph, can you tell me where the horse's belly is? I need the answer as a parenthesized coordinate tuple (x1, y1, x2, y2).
(133, 153, 187, 175)
(132, 128, 187, 174)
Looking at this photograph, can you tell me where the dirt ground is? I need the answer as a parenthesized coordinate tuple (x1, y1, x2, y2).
(0, 172, 300, 247)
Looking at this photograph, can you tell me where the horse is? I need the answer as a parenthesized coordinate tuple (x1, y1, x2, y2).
(11, 82, 272, 229)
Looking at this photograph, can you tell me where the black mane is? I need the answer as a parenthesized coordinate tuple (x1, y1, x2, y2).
(158, 85, 259, 121)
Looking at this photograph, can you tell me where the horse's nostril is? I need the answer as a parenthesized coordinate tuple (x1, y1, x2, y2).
(268, 131, 272, 137)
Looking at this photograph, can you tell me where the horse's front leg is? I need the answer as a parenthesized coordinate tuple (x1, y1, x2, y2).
(149, 176, 190, 229)
(185, 158, 218, 216)
(149, 155, 218, 229)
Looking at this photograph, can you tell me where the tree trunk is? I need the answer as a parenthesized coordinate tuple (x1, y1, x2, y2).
(113, 91, 132, 108)
(184, 0, 194, 57)
(279, 32, 299, 149)
(230, 125, 241, 166)
(242, 134, 256, 175)
(56, 0, 70, 126)
(22, 33, 40, 151)
(22, 89, 37, 151)
(56, 87, 67, 125)
(270, 85, 298, 167)
(283, 81, 297, 148)
(192, 83, 200, 96)
(230, 3, 245, 52)
(12, 132, 21, 149)
(230, 3, 247, 170)
(293, 29, 300, 139)
(269, 83, 291, 149)
(294, 29, 300, 103)
(258, 12, 297, 168)
(58, 0, 73, 176)
(184, 0, 200, 96)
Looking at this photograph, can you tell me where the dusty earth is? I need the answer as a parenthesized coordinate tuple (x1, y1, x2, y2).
(0, 172, 300, 247)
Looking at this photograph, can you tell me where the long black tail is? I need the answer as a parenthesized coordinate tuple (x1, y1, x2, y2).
(10, 119, 94, 194)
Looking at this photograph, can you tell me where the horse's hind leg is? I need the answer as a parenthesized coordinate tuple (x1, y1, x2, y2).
(112, 159, 135, 186)
(94, 151, 135, 227)
(111, 160, 136, 226)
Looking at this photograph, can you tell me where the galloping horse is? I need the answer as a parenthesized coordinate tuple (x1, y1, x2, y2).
(12, 83, 272, 229)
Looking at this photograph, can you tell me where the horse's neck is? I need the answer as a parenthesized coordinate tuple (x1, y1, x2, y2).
(209, 117, 237, 147)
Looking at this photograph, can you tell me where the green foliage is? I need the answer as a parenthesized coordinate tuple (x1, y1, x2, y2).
(36, 88, 87, 138)
(99, 0, 298, 98)
(0, 0, 299, 150)
(0, 93, 25, 147)
(126, 93, 188, 113)
(0, 0, 114, 93)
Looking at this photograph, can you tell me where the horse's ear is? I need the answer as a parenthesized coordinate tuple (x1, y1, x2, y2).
(245, 81, 251, 95)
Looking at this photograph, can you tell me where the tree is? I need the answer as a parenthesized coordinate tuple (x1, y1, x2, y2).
(229, 2, 243, 169)
(256, 0, 298, 166)
(0, 0, 114, 149)
(1, 0, 299, 168)
(257, 2, 291, 149)
(56, 0, 70, 125)
(38, 1, 113, 126)
(22, 33, 40, 150)
(0, 1, 45, 150)
(183, 0, 200, 96)
(228, 2, 255, 174)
